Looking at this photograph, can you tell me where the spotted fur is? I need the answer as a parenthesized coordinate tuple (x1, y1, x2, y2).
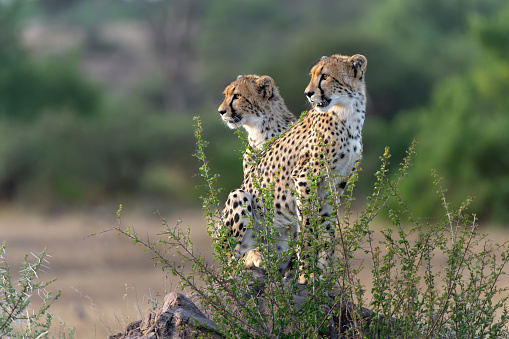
(222, 55, 367, 281)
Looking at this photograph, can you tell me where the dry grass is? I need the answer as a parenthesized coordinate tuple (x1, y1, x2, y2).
(1, 205, 508, 338)
(1, 205, 214, 338)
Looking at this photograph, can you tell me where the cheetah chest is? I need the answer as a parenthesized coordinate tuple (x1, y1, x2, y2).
(330, 128, 362, 180)
(312, 112, 363, 183)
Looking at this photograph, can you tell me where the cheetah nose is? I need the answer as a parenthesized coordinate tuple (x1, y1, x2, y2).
(218, 109, 226, 115)
(305, 90, 314, 98)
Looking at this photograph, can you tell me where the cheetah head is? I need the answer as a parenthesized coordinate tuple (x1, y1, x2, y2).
(304, 54, 367, 113)
(218, 75, 275, 129)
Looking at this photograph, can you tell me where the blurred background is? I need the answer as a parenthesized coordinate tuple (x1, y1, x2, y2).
(1, 0, 509, 222)
(1, 0, 509, 336)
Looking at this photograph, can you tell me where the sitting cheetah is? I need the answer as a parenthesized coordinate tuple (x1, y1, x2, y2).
(217, 74, 297, 269)
(224, 54, 367, 281)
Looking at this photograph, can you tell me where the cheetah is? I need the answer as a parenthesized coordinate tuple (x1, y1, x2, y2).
(223, 54, 367, 281)
(217, 75, 297, 269)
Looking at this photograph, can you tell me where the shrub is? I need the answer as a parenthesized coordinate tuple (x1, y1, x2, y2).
(110, 117, 509, 338)
(0, 244, 62, 338)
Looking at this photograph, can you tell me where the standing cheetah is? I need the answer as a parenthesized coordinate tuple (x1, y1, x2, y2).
(223, 54, 367, 281)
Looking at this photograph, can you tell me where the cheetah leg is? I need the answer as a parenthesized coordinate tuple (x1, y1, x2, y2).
(221, 189, 260, 267)
(294, 189, 327, 284)
(296, 202, 337, 284)
(222, 188, 294, 275)
(292, 161, 315, 284)
(304, 182, 349, 283)
(293, 171, 340, 284)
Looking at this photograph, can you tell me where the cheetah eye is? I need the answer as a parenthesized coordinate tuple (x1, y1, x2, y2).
(322, 74, 330, 80)
(233, 93, 240, 100)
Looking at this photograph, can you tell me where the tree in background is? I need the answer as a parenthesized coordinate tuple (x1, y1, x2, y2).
(149, 0, 208, 113)
(0, 1, 100, 121)
(393, 3, 509, 223)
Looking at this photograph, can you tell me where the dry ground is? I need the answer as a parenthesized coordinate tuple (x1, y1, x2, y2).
(1, 205, 508, 338)
(1, 205, 214, 338)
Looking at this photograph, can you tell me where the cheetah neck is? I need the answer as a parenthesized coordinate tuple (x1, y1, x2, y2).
(329, 95, 366, 140)
(244, 97, 296, 150)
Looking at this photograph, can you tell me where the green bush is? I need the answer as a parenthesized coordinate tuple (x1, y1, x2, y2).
(0, 244, 65, 338)
(110, 120, 509, 338)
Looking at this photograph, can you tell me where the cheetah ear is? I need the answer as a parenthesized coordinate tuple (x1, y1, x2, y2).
(256, 75, 274, 100)
(237, 75, 244, 80)
(348, 54, 367, 79)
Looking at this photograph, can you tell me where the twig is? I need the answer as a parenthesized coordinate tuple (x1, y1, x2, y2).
(113, 225, 276, 338)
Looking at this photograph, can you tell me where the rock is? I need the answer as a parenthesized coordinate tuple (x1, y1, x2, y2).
(109, 292, 223, 339)
(111, 272, 401, 339)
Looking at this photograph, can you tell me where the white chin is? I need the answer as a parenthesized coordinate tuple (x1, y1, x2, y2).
(315, 102, 333, 112)
(315, 105, 329, 113)
(226, 121, 242, 129)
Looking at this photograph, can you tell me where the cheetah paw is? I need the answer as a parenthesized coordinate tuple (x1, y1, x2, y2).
(243, 249, 262, 268)
(299, 272, 315, 285)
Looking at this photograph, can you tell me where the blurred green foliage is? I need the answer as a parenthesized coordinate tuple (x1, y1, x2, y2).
(391, 4, 509, 222)
(0, 0, 508, 223)
(0, 108, 243, 207)
(0, 2, 100, 120)
(0, 57, 101, 120)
